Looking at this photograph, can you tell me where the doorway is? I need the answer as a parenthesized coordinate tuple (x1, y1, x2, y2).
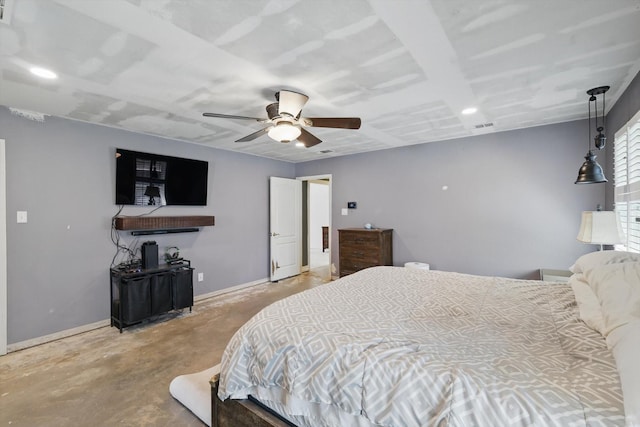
(298, 175, 332, 280)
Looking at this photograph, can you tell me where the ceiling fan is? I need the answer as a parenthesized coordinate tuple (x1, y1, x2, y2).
(202, 90, 361, 148)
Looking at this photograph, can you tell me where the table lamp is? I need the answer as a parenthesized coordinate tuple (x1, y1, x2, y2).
(576, 210, 623, 250)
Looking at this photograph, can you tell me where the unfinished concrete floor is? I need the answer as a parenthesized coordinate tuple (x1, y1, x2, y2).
(0, 268, 331, 426)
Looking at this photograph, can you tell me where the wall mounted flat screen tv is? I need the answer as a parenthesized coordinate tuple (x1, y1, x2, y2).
(115, 148, 208, 206)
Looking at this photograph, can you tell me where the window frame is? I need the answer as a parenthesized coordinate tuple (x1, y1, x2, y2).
(613, 109, 640, 253)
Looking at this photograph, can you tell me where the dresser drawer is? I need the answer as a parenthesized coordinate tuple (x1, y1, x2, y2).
(339, 245, 379, 261)
(340, 240, 380, 254)
(339, 232, 379, 244)
(339, 258, 379, 273)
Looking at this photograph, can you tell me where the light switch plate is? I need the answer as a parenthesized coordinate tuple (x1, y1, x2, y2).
(341, 208, 348, 216)
(17, 211, 28, 223)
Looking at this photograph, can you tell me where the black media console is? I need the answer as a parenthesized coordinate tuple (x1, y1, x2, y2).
(110, 260, 194, 332)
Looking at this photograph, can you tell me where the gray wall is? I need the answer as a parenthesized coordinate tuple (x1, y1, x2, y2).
(1, 107, 294, 344)
(296, 120, 604, 279)
(605, 71, 640, 209)
(7, 71, 638, 344)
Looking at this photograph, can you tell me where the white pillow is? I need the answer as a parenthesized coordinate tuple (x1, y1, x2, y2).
(569, 273, 605, 335)
(583, 262, 640, 336)
(606, 319, 640, 427)
(570, 250, 640, 274)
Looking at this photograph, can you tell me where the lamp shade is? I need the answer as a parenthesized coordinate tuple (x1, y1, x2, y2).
(577, 211, 623, 244)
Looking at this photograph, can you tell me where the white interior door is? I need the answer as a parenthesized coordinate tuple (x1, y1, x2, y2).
(270, 177, 302, 281)
(1, 139, 7, 355)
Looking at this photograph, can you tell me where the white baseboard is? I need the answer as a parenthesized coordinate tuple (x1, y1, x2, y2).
(7, 319, 112, 353)
(4, 277, 270, 354)
(194, 277, 269, 302)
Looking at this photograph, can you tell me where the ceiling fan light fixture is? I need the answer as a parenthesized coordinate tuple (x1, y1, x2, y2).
(268, 121, 301, 142)
(202, 90, 360, 147)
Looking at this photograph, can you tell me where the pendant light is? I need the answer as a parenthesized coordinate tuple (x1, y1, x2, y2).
(575, 86, 609, 184)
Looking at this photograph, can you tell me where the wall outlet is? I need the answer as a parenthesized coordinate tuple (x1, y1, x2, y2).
(197, 272, 204, 282)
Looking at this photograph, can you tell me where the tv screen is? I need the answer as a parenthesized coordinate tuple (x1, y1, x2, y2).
(115, 148, 208, 206)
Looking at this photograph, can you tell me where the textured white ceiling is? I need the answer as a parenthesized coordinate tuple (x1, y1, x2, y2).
(1, 0, 640, 162)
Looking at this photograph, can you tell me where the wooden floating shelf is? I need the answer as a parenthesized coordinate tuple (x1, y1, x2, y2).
(114, 215, 215, 231)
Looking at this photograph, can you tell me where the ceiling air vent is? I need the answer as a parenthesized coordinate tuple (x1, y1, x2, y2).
(0, 0, 14, 24)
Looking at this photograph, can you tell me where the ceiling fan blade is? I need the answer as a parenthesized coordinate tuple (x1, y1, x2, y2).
(203, 112, 265, 122)
(297, 128, 322, 148)
(277, 90, 309, 118)
(235, 127, 271, 142)
(302, 117, 361, 129)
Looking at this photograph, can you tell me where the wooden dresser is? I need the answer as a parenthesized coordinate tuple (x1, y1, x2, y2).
(338, 228, 393, 277)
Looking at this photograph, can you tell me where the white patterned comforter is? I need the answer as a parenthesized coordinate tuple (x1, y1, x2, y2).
(219, 267, 625, 426)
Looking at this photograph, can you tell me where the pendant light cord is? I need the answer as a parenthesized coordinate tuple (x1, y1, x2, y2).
(601, 91, 606, 133)
(587, 95, 598, 152)
(594, 95, 598, 134)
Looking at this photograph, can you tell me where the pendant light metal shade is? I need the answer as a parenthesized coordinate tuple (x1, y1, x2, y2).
(575, 151, 607, 184)
(144, 185, 161, 198)
(575, 86, 609, 184)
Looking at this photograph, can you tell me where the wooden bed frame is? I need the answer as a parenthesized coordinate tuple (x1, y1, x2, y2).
(210, 372, 297, 427)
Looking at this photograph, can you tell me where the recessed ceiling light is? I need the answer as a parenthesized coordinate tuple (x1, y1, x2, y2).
(30, 67, 58, 79)
(461, 107, 477, 115)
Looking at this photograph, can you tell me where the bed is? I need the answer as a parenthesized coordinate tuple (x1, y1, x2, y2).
(211, 251, 640, 427)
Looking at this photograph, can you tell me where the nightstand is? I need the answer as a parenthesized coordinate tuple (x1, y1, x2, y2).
(539, 269, 572, 282)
